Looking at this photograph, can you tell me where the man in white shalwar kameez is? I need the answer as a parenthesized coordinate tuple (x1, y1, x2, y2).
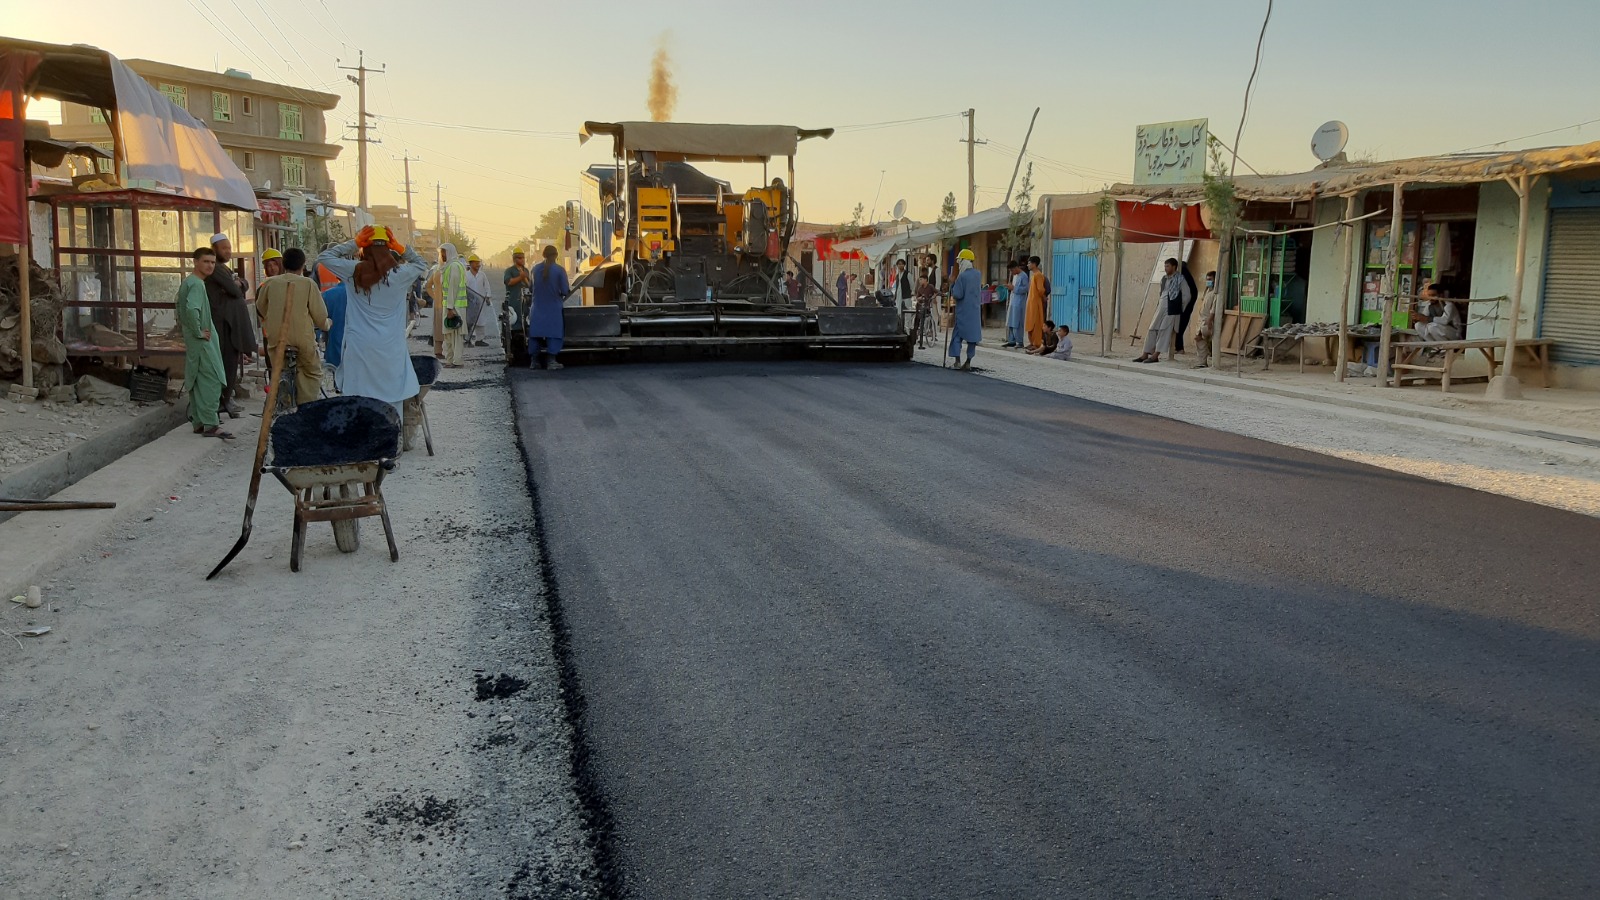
(315, 225, 426, 430)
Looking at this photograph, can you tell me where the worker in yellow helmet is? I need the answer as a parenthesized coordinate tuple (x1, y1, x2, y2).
(947, 248, 983, 370)
(261, 247, 284, 278)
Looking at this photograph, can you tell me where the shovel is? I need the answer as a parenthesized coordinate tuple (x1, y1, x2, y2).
(206, 279, 297, 580)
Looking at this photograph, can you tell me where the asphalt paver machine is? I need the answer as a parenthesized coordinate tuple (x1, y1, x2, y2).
(506, 121, 910, 363)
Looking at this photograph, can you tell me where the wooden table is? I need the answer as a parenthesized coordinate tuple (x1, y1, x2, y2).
(1388, 338, 1554, 391)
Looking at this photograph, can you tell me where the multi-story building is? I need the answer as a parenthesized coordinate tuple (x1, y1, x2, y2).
(368, 204, 416, 245)
(49, 60, 342, 201)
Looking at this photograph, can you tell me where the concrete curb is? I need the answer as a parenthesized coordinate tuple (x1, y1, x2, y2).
(0, 416, 249, 602)
(1059, 350, 1600, 448)
(916, 349, 1600, 470)
(0, 402, 186, 525)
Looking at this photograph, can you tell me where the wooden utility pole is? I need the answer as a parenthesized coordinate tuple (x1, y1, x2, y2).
(338, 51, 384, 210)
(1003, 107, 1041, 207)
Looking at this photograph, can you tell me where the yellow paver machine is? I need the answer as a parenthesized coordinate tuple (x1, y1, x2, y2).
(533, 121, 911, 362)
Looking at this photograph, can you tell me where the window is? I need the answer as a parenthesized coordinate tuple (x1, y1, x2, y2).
(89, 107, 106, 124)
(282, 155, 306, 188)
(159, 83, 187, 109)
(278, 103, 303, 141)
(92, 141, 115, 174)
(241, 95, 253, 116)
(212, 91, 232, 122)
(241, 151, 255, 171)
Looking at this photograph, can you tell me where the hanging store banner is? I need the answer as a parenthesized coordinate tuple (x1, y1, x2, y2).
(1133, 119, 1209, 186)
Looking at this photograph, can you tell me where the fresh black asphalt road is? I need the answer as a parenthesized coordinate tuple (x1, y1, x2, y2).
(509, 360, 1599, 899)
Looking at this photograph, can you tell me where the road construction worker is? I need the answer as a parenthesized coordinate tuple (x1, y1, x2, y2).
(261, 247, 283, 279)
(255, 247, 331, 407)
(465, 253, 493, 346)
(436, 244, 469, 367)
(948, 248, 983, 370)
(314, 225, 426, 429)
(527, 245, 570, 370)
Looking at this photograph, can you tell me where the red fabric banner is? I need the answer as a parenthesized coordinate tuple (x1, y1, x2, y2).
(1116, 201, 1213, 244)
(0, 51, 41, 245)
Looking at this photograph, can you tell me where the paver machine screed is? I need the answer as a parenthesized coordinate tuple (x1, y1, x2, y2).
(504, 121, 911, 363)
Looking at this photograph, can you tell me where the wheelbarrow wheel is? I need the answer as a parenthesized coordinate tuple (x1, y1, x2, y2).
(330, 482, 360, 553)
(333, 519, 360, 553)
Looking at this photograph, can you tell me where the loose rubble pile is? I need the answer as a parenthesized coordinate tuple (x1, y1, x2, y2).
(1261, 321, 1384, 338)
(0, 256, 69, 391)
(0, 376, 143, 477)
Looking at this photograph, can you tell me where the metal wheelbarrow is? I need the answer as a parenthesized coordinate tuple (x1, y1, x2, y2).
(406, 354, 439, 455)
(266, 396, 402, 572)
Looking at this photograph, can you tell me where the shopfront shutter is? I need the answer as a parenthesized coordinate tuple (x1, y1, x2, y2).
(1541, 208, 1600, 365)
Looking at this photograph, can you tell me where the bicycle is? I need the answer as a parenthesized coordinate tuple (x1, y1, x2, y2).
(912, 295, 942, 351)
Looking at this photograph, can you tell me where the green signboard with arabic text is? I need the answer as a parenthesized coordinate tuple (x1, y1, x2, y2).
(1134, 119, 1209, 185)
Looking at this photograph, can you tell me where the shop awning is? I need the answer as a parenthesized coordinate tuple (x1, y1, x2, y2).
(580, 121, 835, 162)
(0, 35, 258, 238)
(1116, 201, 1212, 243)
(1108, 140, 1600, 204)
(832, 206, 1016, 261)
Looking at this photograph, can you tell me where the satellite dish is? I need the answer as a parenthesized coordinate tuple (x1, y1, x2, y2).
(892, 199, 906, 220)
(1312, 121, 1350, 163)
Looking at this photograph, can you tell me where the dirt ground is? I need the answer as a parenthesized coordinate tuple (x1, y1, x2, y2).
(0, 344, 601, 899)
(0, 397, 150, 478)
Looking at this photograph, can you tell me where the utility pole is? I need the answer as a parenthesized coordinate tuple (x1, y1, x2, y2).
(434, 182, 444, 247)
(959, 109, 986, 216)
(1003, 107, 1041, 207)
(338, 50, 385, 210)
(399, 153, 417, 240)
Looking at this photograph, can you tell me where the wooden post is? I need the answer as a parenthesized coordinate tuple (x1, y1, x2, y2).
(18, 199, 31, 390)
(1172, 203, 1185, 361)
(1486, 172, 1532, 400)
(1108, 209, 1123, 358)
(1334, 193, 1358, 383)
(1377, 182, 1404, 387)
(1211, 225, 1230, 370)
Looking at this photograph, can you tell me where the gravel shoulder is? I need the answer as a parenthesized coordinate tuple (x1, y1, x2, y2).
(0, 345, 600, 900)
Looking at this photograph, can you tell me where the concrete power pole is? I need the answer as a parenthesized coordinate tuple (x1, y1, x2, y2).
(338, 50, 385, 210)
(959, 109, 986, 217)
(399, 153, 417, 239)
(435, 182, 443, 247)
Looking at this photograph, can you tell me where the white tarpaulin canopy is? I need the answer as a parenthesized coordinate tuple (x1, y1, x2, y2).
(111, 57, 257, 211)
(580, 121, 834, 162)
(833, 206, 1014, 262)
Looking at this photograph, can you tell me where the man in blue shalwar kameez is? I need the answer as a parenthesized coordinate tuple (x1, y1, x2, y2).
(947, 249, 983, 370)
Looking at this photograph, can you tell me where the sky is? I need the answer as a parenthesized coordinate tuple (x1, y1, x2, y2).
(13, 0, 1600, 252)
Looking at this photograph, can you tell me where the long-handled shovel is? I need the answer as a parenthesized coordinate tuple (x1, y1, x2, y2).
(206, 281, 297, 580)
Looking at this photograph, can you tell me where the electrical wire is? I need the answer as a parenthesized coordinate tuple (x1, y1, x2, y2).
(835, 112, 964, 133)
(373, 114, 576, 139)
(1230, 0, 1273, 177)
(1454, 115, 1600, 154)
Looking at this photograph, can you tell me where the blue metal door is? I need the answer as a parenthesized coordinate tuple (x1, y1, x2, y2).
(1051, 239, 1099, 333)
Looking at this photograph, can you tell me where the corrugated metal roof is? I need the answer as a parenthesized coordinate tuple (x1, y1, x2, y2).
(1108, 141, 1600, 203)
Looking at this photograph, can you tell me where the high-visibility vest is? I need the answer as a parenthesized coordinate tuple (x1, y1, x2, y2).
(441, 259, 469, 310)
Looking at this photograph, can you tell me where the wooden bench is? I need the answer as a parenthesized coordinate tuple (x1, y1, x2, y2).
(1388, 337, 1554, 391)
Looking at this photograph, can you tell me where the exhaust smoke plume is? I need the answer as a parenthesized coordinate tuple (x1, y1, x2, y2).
(648, 35, 676, 122)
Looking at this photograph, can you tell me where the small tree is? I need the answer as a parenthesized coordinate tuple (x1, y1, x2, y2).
(531, 205, 567, 241)
(935, 191, 958, 261)
(440, 226, 477, 257)
(837, 203, 866, 240)
(1001, 163, 1035, 260)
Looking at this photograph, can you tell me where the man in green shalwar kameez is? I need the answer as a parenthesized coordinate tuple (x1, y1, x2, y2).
(178, 247, 233, 439)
